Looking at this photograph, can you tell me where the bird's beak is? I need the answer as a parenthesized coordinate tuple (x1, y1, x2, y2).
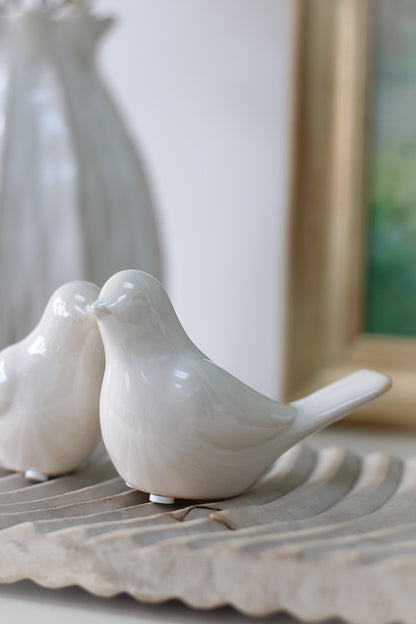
(91, 300, 113, 317)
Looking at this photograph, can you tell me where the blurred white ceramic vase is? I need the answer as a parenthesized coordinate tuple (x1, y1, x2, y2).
(0, 1, 162, 349)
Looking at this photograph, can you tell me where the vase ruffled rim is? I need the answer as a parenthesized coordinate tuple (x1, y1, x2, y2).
(0, 9, 115, 44)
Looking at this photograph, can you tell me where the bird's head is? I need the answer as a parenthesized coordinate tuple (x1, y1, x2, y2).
(33, 281, 101, 352)
(45, 281, 100, 327)
(91, 270, 171, 334)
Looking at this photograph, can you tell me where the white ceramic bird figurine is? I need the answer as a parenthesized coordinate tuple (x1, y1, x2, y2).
(0, 281, 105, 481)
(92, 270, 391, 504)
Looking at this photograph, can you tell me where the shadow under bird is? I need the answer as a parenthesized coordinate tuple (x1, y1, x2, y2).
(0, 281, 105, 481)
(92, 270, 392, 504)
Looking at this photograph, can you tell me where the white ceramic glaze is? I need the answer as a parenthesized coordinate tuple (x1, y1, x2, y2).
(0, 6, 162, 350)
(93, 270, 392, 502)
(0, 281, 105, 477)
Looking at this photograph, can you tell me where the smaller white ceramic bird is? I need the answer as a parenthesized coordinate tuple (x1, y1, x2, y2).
(0, 281, 105, 481)
(93, 270, 391, 504)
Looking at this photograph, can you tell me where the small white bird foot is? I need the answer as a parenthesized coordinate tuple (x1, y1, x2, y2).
(149, 494, 174, 505)
(25, 469, 48, 482)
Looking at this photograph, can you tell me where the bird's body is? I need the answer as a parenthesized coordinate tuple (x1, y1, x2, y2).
(0, 281, 105, 478)
(93, 270, 391, 503)
(100, 344, 295, 500)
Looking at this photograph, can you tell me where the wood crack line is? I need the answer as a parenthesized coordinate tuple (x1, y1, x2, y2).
(177, 505, 235, 530)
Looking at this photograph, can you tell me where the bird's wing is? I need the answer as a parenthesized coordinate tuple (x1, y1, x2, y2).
(0, 351, 17, 418)
(0, 394, 13, 420)
(192, 359, 296, 452)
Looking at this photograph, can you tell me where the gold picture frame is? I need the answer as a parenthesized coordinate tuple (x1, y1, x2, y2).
(283, 0, 416, 428)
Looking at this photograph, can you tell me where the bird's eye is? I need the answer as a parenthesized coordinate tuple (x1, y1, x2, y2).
(134, 293, 149, 305)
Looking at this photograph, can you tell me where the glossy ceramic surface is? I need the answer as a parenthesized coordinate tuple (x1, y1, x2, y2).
(93, 270, 392, 502)
(0, 281, 105, 476)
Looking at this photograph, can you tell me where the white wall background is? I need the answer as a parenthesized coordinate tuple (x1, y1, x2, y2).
(96, 0, 295, 398)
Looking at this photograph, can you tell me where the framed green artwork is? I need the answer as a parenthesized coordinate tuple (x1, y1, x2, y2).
(284, 0, 416, 427)
(365, 0, 416, 337)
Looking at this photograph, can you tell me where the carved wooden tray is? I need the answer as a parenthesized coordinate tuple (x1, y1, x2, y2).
(0, 442, 415, 623)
